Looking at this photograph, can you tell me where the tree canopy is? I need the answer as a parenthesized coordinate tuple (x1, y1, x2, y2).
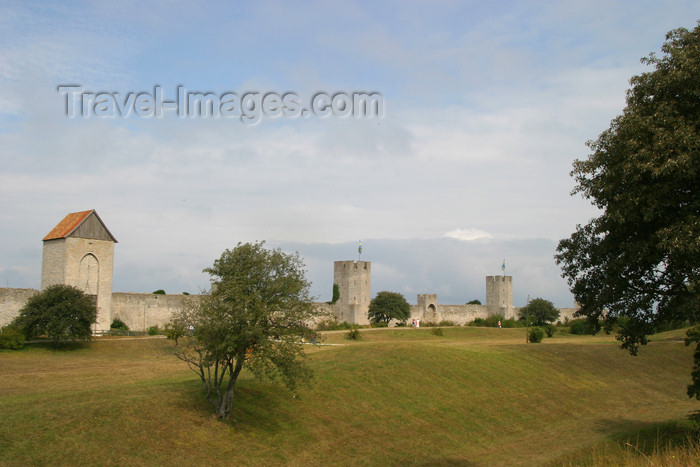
(13, 284, 97, 345)
(517, 298, 560, 326)
(164, 241, 326, 420)
(368, 291, 411, 324)
(555, 23, 700, 398)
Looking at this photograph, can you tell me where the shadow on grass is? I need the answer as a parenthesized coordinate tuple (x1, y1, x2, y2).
(27, 341, 92, 351)
(594, 417, 700, 455)
(163, 376, 288, 433)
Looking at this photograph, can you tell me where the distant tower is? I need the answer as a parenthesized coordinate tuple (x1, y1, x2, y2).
(333, 260, 371, 325)
(485, 275, 514, 319)
(417, 293, 438, 321)
(41, 210, 117, 333)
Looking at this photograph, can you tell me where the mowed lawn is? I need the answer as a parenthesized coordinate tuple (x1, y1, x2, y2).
(0, 327, 697, 466)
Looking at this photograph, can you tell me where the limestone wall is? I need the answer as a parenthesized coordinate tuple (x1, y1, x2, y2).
(0, 288, 39, 327)
(111, 293, 198, 332)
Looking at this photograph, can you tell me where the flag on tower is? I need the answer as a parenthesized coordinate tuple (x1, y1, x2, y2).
(358, 240, 363, 255)
(501, 259, 506, 274)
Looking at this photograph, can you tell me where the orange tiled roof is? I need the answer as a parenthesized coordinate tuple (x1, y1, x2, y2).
(42, 210, 94, 241)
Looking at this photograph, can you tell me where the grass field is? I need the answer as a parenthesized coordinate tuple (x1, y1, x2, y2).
(0, 326, 698, 466)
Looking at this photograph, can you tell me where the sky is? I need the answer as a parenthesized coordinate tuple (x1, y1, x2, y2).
(1, 1, 698, 307)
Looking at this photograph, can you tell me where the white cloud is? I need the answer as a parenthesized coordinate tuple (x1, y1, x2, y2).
(445, 228, 493, 242)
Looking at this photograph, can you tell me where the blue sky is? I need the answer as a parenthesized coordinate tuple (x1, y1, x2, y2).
(1, 1, 698, 307)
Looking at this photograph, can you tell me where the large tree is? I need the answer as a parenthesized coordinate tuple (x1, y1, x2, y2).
(517, 298, 560, 326)
(368, 291, 411, 324)
(555, 24, 700, 396)
(164, 242, 326, 420)
(13, 284, 97, 345)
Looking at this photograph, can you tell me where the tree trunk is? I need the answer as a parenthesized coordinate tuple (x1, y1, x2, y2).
(216, 356, 245, 419)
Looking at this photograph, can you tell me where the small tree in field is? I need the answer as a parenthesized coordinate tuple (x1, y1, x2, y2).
(518, 298, 560, 326)
(368, 291, 411, 325)
(164, 241, 326, 420)
(13, 284, 97, 345)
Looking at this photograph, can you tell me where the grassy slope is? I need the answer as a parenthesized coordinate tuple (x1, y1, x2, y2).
(0, 327, 696, 466)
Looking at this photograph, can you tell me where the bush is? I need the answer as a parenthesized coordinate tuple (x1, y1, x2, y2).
(438, 320, 457, 327)
(153, 289, 166, 295)
(529, 327, 545, 343)
(148, 325, 160, 336)
(431, 327, 444, 336)
(110, 318, 129, 331)
(315, 320, 353, 331)
(370, 321, 388, 328)
(569, 318, 597, 335)
(544, 324, 556, 337)
(469, 318, 485, 327)
(346, 328, 361, 340)
(0, 326, 26, 350)
(13, 284, 97, 345)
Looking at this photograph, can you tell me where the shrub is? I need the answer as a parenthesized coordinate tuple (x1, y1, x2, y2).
(110, 318, 129, 331)
(431, 327, 444, 336)
(467, 299, 482, 305)
(470, 318, 485, 327)
(438, 320, 457, 327)
(370, 321, 388, 328)
(153, 289, 166, 295)
(0, 326, 26, 350)
(148, 325, 160, 336)
(346, 328, 361, 340)
(544, 324, 556, 337)
(569, 318, 597, 335)
(529, 327, 545, 343)
(315, 320, 353, 331)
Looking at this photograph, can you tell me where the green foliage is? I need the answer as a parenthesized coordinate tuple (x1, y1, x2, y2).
(467, 299, 481, 305)
(12, 284, 96, 346)
(331, 283, 340, 304)
(438, 320, 457, 327)
(346, 328, 361, 340)
(470, 314, 521, 328)
(555, 23, 700, 358)
(165, 241, 325, 419)
(544, 324, 556, 338)
(685, 325, 700, 400)
(518, 298, 560, 326)
(0, 326, 25, 350)
(368, 291, 411, 324)
(569, 318, 598, 335)
(152, 290, 166, 295)
(110, 318, 129, 331)
(431, 327, 444, 336)
(182, 292, 190, 295)
(315, 320, 353, 331)
(370, 321, 388, 328)
(148, 325, 160, 336)
(528, 327, 545, 343)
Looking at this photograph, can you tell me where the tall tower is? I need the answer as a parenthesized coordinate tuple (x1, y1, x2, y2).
(41, 210, 117, 333)
(333, 260, 371, 325)
(485, 275, 514, 319)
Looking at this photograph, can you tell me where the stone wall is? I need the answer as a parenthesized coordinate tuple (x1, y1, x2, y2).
(111, 293, 199, 332)
(0, 288, 39, 327)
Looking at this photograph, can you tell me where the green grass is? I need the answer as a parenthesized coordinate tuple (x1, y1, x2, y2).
(0, 328, 697, 466)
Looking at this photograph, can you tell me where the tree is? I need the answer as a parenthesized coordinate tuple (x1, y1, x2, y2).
(467, 299, 481, 305)
(13, 284, 97, 345)
(555, 24, 700, 396)
(368, 291, 411, 324)
(518, 298, 560, 326)
(164, 241, 326, 420)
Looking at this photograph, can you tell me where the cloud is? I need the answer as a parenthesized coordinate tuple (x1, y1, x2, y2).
(445, 228, 493, 241)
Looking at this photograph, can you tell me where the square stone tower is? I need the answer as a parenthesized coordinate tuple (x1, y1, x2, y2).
(485, 275, 514, 319)
(41, 210, 117, 333)
(333, 260, 371, 325)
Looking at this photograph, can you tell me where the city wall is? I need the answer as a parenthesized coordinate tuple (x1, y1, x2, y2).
(0, 288, 580, 330)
